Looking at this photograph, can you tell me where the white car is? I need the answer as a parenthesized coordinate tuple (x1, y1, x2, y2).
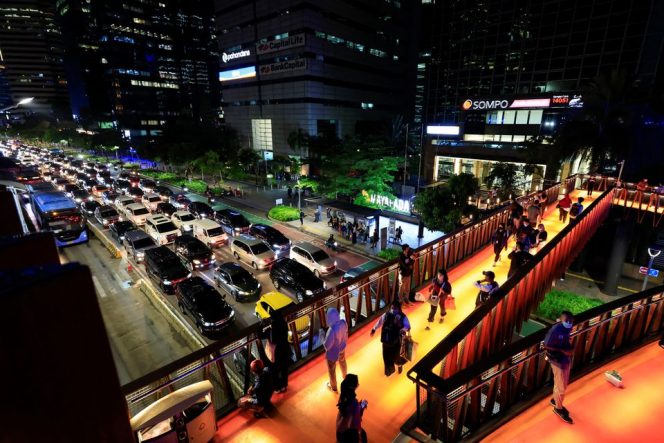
(123, 203, 150, 226)
(172, 210, 197, 233)
(114, 195, 135, 212)
(290, 242, 336, 277)
(144, 214, 181, 245)
(230, 235, 276, 270)
(142, 193, 162, 212)
(192, 218, 228, 248)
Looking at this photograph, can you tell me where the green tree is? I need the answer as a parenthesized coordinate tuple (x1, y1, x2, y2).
(413, 186, 460, 232)
(448, 173, 480, 205)
(484, 163, 523, 199)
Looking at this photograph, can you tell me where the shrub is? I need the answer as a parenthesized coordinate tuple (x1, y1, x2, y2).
(172, 179, 207, 193)
(141, 170, 179, 181)
(377, 248, 401, 261)
(535, 290, 604, 321)
(268, 205, 300, 221)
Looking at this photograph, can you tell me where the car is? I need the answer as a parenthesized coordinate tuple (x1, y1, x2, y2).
(63, 183, 80, 198)
(128, 187, 144, 201)
(123, 229, 156, 262)
(145, 214, 181, 245)
(214, 209, 250, 236)
(188, 201, 214, 219)
(144, 246, 191, 294)
(230, 235, 276, 270)
(114, 179, 131, 194)
(82, 178, 98, 191)
(115, 195, 135, 211)
(94, 205, 120, 227)
(155, 202, 177, 217)
(71, 189, 92, 204)
(84, 168, 97, 178)
(213, 262, 261, 301)
(129, 175, 140, 187)
(110, 220, 137, 243)
(248, 223, 291, 256)
(123, 203, 150, 226)
(255, 291, 310, 342)
(75, 172, 87, 184)
(80, 200, 101, 217)
(154, 185, 173, 201)
(118, 171, 131, 180)
(290, 242, 336, 277)
(91, 184, 109, 198)
(174, 235, 215, 271)
(171, 210, 197, 232)
(191, 219, 228, 248)
(101, 190, 119, 205)
(54, 177, 69, 191)
(169, 193, 191, 210)
(139, 178, 157, 193)
(340, 266, 380, 300)
(176, 277, 235, 337)
(142, 193, 162, 212)
(269, 258, 325, 302)
(98, 170, 112, 184)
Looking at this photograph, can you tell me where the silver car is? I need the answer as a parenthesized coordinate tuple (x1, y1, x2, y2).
(230, 235, 276, 270)
(290, 242, 336, 277)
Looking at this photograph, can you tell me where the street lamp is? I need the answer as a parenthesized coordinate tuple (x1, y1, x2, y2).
(642, 246, 662, 291)
(0, 97, 34, 113)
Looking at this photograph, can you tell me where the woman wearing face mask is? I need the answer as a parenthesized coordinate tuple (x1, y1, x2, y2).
(543, 311, 575, 424)
(370, 301, 411, 376)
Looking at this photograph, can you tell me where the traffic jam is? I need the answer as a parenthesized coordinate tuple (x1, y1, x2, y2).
(3, 141, 372, 344)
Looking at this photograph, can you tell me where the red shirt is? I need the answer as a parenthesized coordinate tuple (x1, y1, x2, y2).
(558, 196, 572, 209)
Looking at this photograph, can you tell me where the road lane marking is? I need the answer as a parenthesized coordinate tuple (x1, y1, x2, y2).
(92, 275, 109, 299)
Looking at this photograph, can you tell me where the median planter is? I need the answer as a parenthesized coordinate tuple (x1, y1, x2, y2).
(268, 206, 300, 222)
(535, 290, 604, 321)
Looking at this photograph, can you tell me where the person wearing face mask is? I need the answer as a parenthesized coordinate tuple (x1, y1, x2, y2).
(370, 301, 411, 376)
(543, 311, 575, 424)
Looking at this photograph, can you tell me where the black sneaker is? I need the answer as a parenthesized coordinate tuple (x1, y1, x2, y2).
(326, 382, 338, 393)
(550, 399, 568, 415)
(553, 407, 573, 424)
(398, 365, 403, 374)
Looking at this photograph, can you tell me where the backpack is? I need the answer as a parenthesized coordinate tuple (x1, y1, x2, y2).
(570, 203, 581, 217)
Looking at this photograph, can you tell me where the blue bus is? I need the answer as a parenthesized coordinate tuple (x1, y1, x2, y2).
(31, 191, 88, 247)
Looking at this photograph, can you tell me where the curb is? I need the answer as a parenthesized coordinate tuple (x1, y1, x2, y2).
(86, 220, 121, 259)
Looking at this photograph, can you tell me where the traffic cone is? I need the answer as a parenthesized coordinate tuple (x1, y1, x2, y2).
(127, 263, 133, 273)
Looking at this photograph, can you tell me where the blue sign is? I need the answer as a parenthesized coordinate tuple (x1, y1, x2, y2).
(639, 267, 659, 278)
(219, 66, 256, 82)
(649, 269, 659, 278)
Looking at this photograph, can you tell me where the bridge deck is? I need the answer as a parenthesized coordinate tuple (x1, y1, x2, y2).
(483, 341, 664, 443)
(212, 189, 593, 443)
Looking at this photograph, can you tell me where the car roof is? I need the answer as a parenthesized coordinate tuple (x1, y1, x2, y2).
(218, 262, 244, 272)
(125, 229, 151, 241)
(293, 242, 322, 253)
(126, 203, 147, 209)
(193, 218, 220, 228)
(147, 214, 171, 223)
(233, 235, 263, 246)
(260, 291, 294, 309)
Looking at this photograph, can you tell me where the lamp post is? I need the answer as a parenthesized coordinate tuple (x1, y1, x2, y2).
(1, 97, 34, 131)
(617, 160, 625, 184)
(642, 246, 662, 291)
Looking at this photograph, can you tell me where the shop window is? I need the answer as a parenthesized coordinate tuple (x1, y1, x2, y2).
(500, 135, 513, 142)
(515, 110, 529, 124)
(503, 110, 516, 124)
(512, 135, 526, 142)
(528, 109, 543, 125)
(496, 110, 504, 124)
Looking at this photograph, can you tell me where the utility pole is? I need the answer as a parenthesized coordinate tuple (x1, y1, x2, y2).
(617, 160, 625, 183)
(416, 124, 424, 193)
(403, 123, 408, 191)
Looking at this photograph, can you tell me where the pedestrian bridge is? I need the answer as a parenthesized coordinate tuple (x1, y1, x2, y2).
(121, 175, 664, 442)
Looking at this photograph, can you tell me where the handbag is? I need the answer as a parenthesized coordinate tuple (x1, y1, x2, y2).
(399, 334, 418, 362)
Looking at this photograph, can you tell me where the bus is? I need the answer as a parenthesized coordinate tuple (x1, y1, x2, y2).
(31, 192, 88, 247)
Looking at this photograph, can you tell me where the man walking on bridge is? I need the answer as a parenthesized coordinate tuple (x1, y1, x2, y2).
(544, 311, 575, 424)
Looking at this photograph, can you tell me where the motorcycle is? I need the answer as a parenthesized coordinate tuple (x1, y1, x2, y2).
(325, 238, 340, 252)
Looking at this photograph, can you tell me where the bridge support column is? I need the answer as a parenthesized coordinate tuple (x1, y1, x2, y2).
(604, 217, 635, 296)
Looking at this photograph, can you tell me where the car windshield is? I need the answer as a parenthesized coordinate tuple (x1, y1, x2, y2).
(230, 269, 253, 285)
(250, 243, 270, 254)
(188, 242, 209, 255)
(311, 250, 330, 261)
(100, 209, 117, 217)
(155, 222, 177, 233)
(148, 196, 161, 202)
(96, 186, 108, 191)
(133, 238, 154, 249)
(207, 227, 224, 237)
(132, 207, 150, 216)
(162, 261, 188, 279)
(229, 213, 249, 226)
(116, 222, 134, 233)
(179, 213, 195, 222)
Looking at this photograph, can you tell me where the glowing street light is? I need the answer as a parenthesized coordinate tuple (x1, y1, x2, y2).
(0, 97, 34, 113)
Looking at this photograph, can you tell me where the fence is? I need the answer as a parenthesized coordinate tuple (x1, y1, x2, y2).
(405, 284, 664, 441)
(121, 176, 577, 418)
(405, 186, 616, 440)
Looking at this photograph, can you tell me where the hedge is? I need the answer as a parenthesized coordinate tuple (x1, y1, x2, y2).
(268, 205, 300, 221)
(139, 170, 207, 193)
(535, 290, 604, 321)
(377, 248, 401, 261)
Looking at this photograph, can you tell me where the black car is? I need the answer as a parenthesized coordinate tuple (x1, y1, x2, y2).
(176, 276, 235, 337)
(155, 185, 173, 200)
(248, 223, 291, 256)
(80, 200, 101, 217)
(101, 190, 119, 205)
(114, 179, 131, 194)
(75, 172, 88, 184)
(144, 246, 191, 294)
(94, 205, 120, 227)
(174, 234, 215, 271)
(63, 183, 80, 197)
(169, 193, 191, 210)
(110, 220, 136, 243)
(82, 178, 97, 191)
(128, 186, 144, 201)
(139, 178, 157, 193)
(269, 258, 325, 302)
(71, 189, 92, 203)
(188, 201, 214, 219)
(214, 208, 250, 236)
(155, 202, 177, 217)
(213, 262, 261, 302)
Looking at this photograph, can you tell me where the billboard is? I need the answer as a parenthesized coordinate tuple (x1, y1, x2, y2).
(259, 58, 306, 76)
(256, 33, 306, 55)
(461, 95, 583, 110)
(427, 125, 460, 136)
(218, 66, 256, 82)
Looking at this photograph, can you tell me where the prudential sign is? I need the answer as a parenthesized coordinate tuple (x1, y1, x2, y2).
(222, 49, 251, 63)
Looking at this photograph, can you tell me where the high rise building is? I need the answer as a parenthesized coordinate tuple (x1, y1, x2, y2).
(422, 0, 664, 184)
(0, 0, 70, 118)
(56, 0, 220, 138)
(214, 0, 416, 157)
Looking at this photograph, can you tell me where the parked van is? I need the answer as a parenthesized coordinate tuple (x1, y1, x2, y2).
(192, 218, 228, 248)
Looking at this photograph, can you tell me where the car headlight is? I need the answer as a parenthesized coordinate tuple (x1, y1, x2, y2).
(334, 261, 338, 267)
(193, 259, 201, 264)
(163, 279, 172, 285)
(137, 251, 145, 258)
(75, 198, 82, 203)
(187, 273, 192, 278)
(305, 289, 313, 296)
(210, 254, 215, 260)
(257, 283, 261, 289)
(184, 225, 192, 231)
(273, 244, 281, 249)
(203, 321, 214, 327)
(323, 281, 327, 289)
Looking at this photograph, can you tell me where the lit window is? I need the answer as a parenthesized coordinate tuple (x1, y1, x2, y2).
(361, 102, 374, 109)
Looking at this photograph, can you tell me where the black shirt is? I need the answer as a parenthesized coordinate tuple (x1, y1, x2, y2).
(399, 252, 414, 277)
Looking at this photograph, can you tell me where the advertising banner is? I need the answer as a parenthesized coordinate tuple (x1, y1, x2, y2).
(256, 33, 306, 55)
(259, 58, 306, 76)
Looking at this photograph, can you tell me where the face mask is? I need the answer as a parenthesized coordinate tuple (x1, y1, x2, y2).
(562, 321, 573, 329)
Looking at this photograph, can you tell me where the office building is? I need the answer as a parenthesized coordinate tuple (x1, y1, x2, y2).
(56, 0, 220, 138)
(215, 0, 415, 158)
(422, 0, 664, 184)
(0, 0, 70, 118)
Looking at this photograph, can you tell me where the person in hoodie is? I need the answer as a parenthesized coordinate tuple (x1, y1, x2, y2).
(324, 307, 349, 393)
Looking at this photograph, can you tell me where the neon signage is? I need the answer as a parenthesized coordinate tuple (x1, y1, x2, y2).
(369, 193, 411, 213)
(222, 49, 251, 63)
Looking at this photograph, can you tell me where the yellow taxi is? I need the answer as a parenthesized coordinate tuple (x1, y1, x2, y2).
(255, 291, 310, 342)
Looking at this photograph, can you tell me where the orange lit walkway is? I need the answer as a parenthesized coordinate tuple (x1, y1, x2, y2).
(483, 341, 664, 443)
(213, 190, 594, 443)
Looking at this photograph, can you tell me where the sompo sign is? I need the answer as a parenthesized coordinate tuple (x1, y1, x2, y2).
(462, 99, 510, 110)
